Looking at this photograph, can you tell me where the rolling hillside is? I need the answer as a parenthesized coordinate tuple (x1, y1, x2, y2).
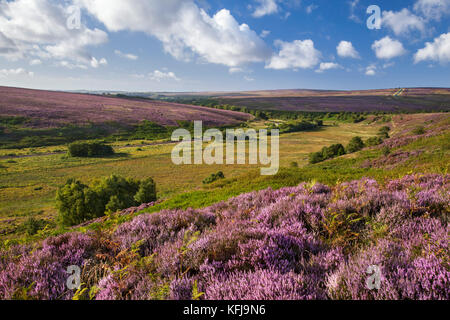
(0, 86, 252, 128)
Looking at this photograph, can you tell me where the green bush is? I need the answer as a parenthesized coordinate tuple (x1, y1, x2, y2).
(290, 161, 299, 168)
(346, 137, 365, 153)
(365, 136, 383, 147)
(309, 144, 346, 164)
(56, 175, 157, 226)
(382, 146, 391, 156)
(203, 171, 225, 185)
(68, 142, 115, 157)
(378, 126, 391, 139)
(309, 152, 324, 164)
(21, 217, 49, 236)
(412, 126, 426, 135)
(134, 178, 157, 204)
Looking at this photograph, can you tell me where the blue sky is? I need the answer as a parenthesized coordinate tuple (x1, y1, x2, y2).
(0, 0, 449, 91)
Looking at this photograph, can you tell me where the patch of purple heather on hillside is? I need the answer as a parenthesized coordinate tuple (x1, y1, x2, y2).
(0, 174, 448, 300)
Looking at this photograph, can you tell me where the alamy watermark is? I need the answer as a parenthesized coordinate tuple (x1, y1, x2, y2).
(66, 5, 81, 30)
(366, 265, 381, 290)
(171, 121, 280, 176)
(366, 5, 382, 30)
(66, 265, 81, 290)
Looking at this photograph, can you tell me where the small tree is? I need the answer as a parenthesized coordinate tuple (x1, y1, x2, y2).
(346, 137, 365, 153)
(134, 178, 157, 204)
(309, 152, 324, 164)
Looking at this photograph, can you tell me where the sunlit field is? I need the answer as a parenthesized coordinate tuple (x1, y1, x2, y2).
(0, 119, 383, 238)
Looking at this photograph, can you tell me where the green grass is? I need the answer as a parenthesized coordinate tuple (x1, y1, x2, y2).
(0, 119, 382, 240)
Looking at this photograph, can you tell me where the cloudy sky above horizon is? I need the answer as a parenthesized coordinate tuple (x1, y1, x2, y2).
(0, 0, 449, 92)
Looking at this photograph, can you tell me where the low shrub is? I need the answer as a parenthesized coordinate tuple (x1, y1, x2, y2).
(310, 144, 346, 164)
(346, 137, 365, 153)
(365, 136, 383, 147)
(68, 142, 115, 158)
(203, 172, 225, 185)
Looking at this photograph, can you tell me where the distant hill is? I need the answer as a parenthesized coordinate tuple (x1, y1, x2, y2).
(0, 86, 252, 128)
(211, 88, 450, 113)
(119, 87, 450, 113)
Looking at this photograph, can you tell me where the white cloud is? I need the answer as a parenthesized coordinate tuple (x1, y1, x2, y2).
(149, 70, 180, 82)
(90, 57, 108, 68)
(114, 49, 138, 60)
(266, 39, 321, 70)
(0, 67, 34, 77)
(79, 0, 271, 68)
(260, 30, 271, 38)
(252, 0, 279, 18)
(382, 9, 426, 36)
(337, 41, 360, 59)
(315, 62, 342, 73)
(414, 0, 450, 21)
(414, 32, 450, 63)
(349, 0, 361, 22)
(306, 4, 318, 14)
(0, 0, 108, 67)
(365, 64, 377, 76)
(29, 59, 42, 65)
(229, 67, 244, 74)
(372, 36, 407, 60)
(244, 76, 255, 81)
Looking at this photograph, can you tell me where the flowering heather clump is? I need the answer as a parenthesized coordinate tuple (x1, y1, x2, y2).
(0, 174, 448, 300)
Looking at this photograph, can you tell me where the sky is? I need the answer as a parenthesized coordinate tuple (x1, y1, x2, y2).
(0, 0, 449, 92)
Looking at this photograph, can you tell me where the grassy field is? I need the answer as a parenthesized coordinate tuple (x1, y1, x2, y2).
(0, 119, 382, 239)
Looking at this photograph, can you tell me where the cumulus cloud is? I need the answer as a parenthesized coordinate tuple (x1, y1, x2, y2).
(114, 50, 138, 60)
(337, 41, 360, 59)
(414, 0, 450, 21)
(148, 70, 180, 82)
(252, 0, 279, 18)
(0, 67, 34, 77)
(0, 0, 108, 67)
(414, 32, 450, 63)
(266, 39, 321, 70)
(372, 36, 407, 60)
(315, 62, 342, 73)
(381, 9, 426, 36)
(365, 64, 377, 76)
(78, 0, 271, 68)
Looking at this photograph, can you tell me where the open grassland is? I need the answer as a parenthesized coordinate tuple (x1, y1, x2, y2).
(0, 120, 382, 239)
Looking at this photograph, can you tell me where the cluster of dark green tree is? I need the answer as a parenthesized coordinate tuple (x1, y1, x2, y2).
(268, 120, 320, 134)
(68, 142, 115, 157)
(203, 171, 225, 184)
(56, 175, 157, 226)
(309, 136, 368, 164)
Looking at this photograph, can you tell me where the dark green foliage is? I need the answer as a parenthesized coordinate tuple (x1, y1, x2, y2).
(412, 126, 426, 135)
(366, 136, 384, 147)
(56, 175, 157, 226)
(0, 116, 28, 126)
(275, 121, 318, 134)
(378, 126, 391, 139)
(382, 146, 391, 156)
(309, 152, 325, 164)
(133, 121, 169, 140)
(21, 217, 49, 236)
(56, 179, 103, 226)
(346, 137, 365, 153)
(68, 142, 115, 157)
(203, 171, 225, 185)
(290, 161, 299, 168)
(309, 144, 346, 164)
(134, 178, 157, 204)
